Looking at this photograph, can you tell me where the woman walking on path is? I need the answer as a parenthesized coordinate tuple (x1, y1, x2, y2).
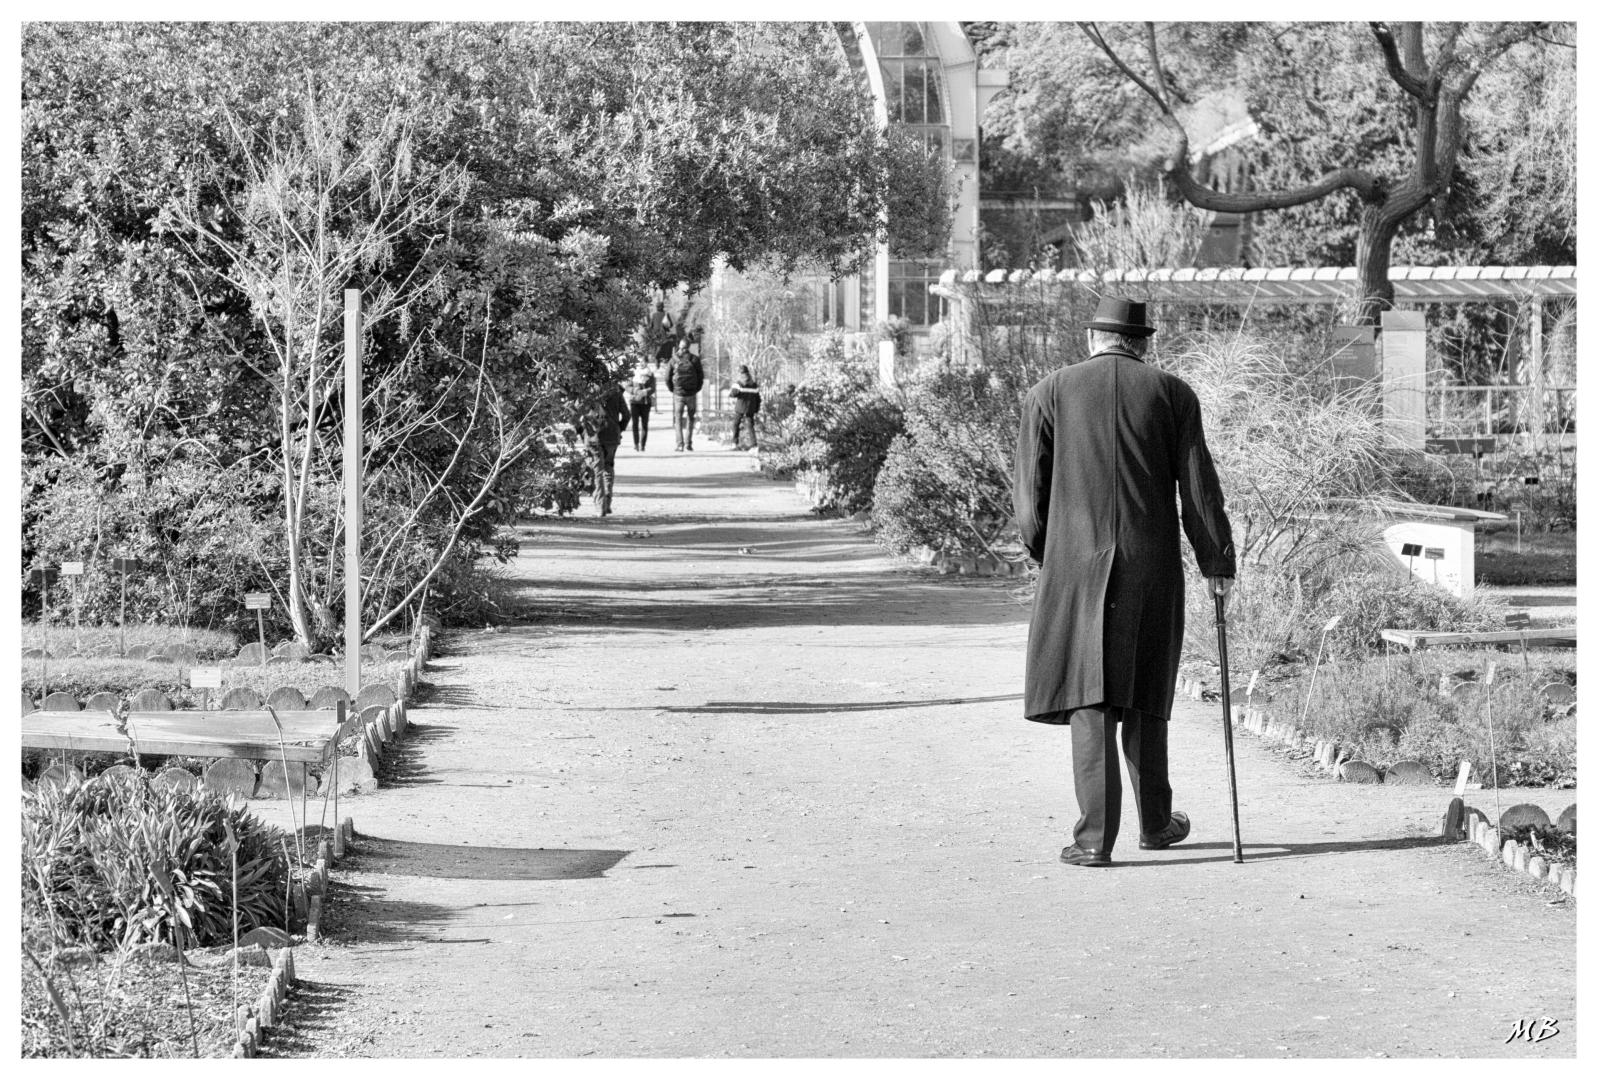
(729, 364, 762, 451)
(627, 357, 657, 452)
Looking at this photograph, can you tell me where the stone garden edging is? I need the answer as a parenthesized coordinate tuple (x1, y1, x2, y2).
(230, 814, 357, 1058)
(1173, 670, 1577, 901)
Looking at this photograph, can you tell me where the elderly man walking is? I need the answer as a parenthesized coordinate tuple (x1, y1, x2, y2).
(1013, 296, 1236, 867)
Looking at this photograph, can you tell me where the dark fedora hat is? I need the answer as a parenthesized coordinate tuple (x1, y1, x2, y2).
(1085, 295, 1156, 337)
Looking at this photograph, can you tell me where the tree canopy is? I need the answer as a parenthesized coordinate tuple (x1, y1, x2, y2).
(976, 20, 1574, 314)
(21, 21, 949, 636)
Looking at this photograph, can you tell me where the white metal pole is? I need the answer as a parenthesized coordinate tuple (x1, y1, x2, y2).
(344, 289, 363, 697)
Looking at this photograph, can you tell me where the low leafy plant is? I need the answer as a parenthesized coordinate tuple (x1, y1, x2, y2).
(22, 771, 290, 951)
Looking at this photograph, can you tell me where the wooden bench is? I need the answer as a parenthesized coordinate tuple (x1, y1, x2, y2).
(21, 709, 346, 763)
(1379, 626, 1578, 650)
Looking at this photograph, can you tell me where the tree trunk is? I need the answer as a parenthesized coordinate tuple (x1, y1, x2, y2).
(1352, 204, 1401, 326)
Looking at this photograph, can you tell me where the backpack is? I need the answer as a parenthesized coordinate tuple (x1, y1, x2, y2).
(673, 355, 704, 396)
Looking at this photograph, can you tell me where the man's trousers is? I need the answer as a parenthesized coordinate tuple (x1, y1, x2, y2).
(1068, 705, 1173, 852)
(672, 395, 697, 449)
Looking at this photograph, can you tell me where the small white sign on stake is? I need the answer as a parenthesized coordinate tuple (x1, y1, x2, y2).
(244, 593, 272, 611)
(1483, 661, 1497, 685)
(1453, 760, 1472, 796)
(1245, 669, 1261, 699)
(61, 561, 84, 576)
(190, 667, 223, 689)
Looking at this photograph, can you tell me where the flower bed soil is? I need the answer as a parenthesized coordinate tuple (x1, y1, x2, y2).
(21, 937, 277, 1058)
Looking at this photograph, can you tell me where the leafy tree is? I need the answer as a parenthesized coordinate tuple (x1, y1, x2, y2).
(22, 21, 947, 631)
(1079, 21, 1562, 322)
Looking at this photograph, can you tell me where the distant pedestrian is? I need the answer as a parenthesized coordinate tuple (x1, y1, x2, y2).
(665, 340, 704, 452)
(579, 378, 632, 517)
(728, 364, 762, 451)
(648, 301, 675, 364)
(1013, 296, 1235, 867)
(627, 357, 657, 451)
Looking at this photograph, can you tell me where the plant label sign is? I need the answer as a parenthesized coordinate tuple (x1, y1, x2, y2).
(60, 561, 85, 576)
(1484, 661, 1497, 685)
(30, 567, 58, 585)
(190, 667, 223, 689)
(1453, 760, 1472, 796)
(1423, 547, 1445, 560)
(1505, 612, 1532, 628)
(244, 593, 272, 611)
(111, 557, 140, 573)
(1245, 669, 1260, 700)
(1523, 476, 1540, 486)
(1399, 542, 1422, 557)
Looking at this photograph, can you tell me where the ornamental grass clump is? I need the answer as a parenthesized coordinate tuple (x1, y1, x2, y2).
(22, 771, 290, 951)
(1169, 330, 1447, 665)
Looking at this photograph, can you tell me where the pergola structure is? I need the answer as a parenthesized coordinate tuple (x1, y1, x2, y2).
(936, 264, 1577, 448)
(941, 264, 1577, 306)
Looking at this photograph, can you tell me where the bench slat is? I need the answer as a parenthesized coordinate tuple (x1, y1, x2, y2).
(23, 710, 338, 763)
(1380, 627, 1578, 649)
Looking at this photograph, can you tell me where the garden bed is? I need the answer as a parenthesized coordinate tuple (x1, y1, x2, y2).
(20, 935, 280, 1058)
(1183, 647, 1574, 789)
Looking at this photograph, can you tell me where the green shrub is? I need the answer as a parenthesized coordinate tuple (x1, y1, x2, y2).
(871, 363, 1018, 558)
(22, 772, 290, 950)
(22, 452, 268, 633)
(766, 345, 903, 515)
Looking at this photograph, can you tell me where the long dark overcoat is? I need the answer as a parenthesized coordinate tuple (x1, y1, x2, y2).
(1013, 347, 1236, 723)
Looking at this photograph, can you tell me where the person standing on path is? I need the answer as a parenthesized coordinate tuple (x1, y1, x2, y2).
(1013, 296, 1236, 868)
(728, 364, 761, 451)
(666, 340, 704, 452)
(648, 300, 675, 364)
(627, 356, 657, 452)
(579, 377, 632, 516)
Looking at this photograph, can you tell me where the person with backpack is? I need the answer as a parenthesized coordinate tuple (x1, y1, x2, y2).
(665, 340, 704, 452)
(728, 364, 762, 451)
(627, 356, 657, 452)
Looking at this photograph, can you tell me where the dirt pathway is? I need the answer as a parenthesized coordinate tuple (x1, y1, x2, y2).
(269, 440, 1576, 1058)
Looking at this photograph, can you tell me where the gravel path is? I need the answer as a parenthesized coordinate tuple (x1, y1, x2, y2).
(271, 441, 1576, 1058)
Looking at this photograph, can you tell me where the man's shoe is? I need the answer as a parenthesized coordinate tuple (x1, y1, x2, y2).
(1059, 844, 1112, 867)
(1138, 810, 1191, 850)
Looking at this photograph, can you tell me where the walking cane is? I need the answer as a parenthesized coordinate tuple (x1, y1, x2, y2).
(1213, 583, 1245, 864)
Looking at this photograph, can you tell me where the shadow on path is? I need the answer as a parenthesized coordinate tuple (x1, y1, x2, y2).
(570, 692, 1025, 715)
(350, 835, 630, 881)
(1118, 836, 1447, 867)
(253, 978, 359, 1057)
(504, 578, 1027, 633)
(376, 722, 455, 787)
